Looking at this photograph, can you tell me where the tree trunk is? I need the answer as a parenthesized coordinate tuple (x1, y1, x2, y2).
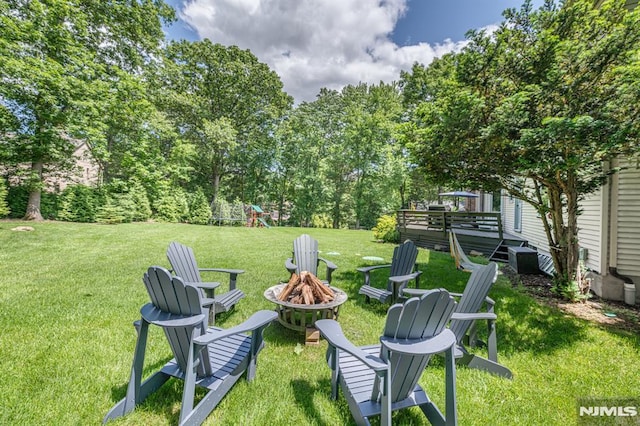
(24, 161, 44, 221)
(547, 179, 580, 285)
(209, 173, 221, 215)
(564, 173, 580, 283)
(543, 184, 564, 280)
(332, 196, 340, 229)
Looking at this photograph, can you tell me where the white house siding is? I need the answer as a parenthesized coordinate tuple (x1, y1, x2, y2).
(481, 193, 492, 212)
(501, 193, 515, 232)
(614, 161, 640, 280)
(576, 189, 603, 273)
(501, 193, 550, 252)
(503, 187, 604, 269)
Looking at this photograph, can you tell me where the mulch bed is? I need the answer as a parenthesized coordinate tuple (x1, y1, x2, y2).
(502, 266, 640, 333)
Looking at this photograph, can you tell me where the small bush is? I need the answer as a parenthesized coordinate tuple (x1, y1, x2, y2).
(0, 178, 10, 217)
(101, 180, 152, 222)
(153, 186, 189, 223)
(551, 267, 591, 302)
(372, 214, 399, 243)
(187, 190, 212, 225)
(57, 185, 99, 222)
(6, 185, 27, 218)
(95, 198, 127, 224)
(311, 213, 332, 229)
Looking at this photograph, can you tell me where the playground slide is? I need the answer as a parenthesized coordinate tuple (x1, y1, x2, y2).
(257, 217, 271, 228)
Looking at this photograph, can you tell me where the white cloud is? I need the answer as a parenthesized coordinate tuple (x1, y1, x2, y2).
(177, 0, 469, 103)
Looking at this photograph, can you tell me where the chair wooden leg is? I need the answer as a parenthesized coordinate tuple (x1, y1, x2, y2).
(180, 329, 202, 425)
(445, 346, 458, 426)
(380, 368, 392, 426)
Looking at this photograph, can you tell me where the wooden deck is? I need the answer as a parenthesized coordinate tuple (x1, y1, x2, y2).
(397, 210, 527, 256)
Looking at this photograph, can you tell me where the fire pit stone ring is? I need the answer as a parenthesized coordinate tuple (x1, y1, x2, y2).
(264, 283, 348, 333)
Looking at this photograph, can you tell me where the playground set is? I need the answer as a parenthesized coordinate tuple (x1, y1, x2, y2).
(247, 205, 272, 228)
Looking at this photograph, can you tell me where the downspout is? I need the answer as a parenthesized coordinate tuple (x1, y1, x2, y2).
(606, 158, 636, 305)
(607, 159, 619, 276)
(609, 267, 634, 284)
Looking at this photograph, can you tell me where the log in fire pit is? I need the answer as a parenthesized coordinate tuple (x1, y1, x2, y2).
(264, 272, 348, 342)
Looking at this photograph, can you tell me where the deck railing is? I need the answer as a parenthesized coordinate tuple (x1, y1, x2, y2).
(396, 210, 503, 240)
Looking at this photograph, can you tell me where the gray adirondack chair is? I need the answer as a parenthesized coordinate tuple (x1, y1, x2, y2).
(284, 234, 337, 284)
(103, 266, 277, 426)
(167, 241, 245, 323)
(315, 289, 458, 426)
(405, 262, 512, 379)
(358, 240, 422, 304)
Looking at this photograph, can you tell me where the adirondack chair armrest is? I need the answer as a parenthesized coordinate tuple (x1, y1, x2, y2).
(402, 288, 440, 297)
(388, 271, 422, 284)
(485, 296, 495, 309)
(315, 319, 387, 371)
(318, 257, 338, 271)
(447, 292, 496, 309)
(357, 265, 392, 288)
(187, 281, 220, 299)
(140, 303, 207, 328)
(284, 258, 297, 274)
(189, 281, 220, 291)
(356, 264, 392, 274)
(199, 268, 244, 290)
(193, 310, 277, 345)
(199, 268, 245, 276)
(381, 329, 456, 356)
(318, 257, 337, 283)
(451, 312, 497, 321)
(200, 297, 215, 308)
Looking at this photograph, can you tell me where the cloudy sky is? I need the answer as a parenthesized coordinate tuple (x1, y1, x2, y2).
(164, 0, 543, 103)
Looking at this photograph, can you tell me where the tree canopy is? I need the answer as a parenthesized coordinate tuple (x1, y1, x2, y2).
(401, 0, 640, 292)
(152, 39, 292, 208)
(0, 0, 175, 219)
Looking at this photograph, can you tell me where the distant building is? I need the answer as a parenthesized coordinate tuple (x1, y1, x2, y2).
(1, 138, 100, 192)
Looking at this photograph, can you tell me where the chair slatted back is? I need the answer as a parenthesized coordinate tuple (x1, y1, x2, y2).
(449, 262, 498, 342)
(292, 234, 320, 275)
(387, 240, 419, 288)
(377, 289, 456, 402)
(143, 266, 209, 375)
(167, 241, 202, 283)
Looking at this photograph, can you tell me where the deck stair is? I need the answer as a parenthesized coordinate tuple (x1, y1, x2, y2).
(490, 240, 526, 263)
(537, 254, 556, 276)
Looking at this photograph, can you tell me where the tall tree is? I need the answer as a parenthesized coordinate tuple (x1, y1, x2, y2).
(342, 82, 404, 228)
(155, 40, 292, 207)
(276, 83, 407, 229)
(402, 0, 640, 293)
(277, 97, 329, 227)
(0, 0, 174, 219)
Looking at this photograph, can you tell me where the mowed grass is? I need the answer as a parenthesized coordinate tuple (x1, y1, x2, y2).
(1, 221, 639, 425)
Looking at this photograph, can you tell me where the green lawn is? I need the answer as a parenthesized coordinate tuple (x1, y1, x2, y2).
(1, 221, 638, 425)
